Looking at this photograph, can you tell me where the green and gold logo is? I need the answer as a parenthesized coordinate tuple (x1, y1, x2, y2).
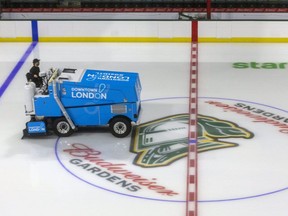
(131, 114, 253, 168)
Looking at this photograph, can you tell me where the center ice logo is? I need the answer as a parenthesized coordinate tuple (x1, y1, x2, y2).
(55, 98, 288, 202)
(130, 114, 253, 168)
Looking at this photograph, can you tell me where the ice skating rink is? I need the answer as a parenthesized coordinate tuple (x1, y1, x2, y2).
(1, 42, 288, 216)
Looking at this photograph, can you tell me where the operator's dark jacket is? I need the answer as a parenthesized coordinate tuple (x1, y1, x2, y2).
(27, 66, 42, 87)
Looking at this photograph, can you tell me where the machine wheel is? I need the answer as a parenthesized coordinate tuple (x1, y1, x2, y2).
(109, 117, 132, 138)
(53, 118, 74, 137)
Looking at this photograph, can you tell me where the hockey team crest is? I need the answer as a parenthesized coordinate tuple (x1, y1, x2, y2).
(131, 114, 253, 168)
(55, 97, 288, 202)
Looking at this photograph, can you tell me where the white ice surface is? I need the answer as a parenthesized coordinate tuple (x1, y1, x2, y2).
(1, 42, 288, 216)
(0, 42, 190, 216)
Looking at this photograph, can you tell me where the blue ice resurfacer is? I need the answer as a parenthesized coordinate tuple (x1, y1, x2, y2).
(23, 68, 141, 137)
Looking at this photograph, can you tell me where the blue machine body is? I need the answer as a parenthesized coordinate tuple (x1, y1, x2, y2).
(33, 69, 141, 127)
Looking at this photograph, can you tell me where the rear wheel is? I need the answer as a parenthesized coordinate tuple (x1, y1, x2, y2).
(53, 118, 74, 137)
(109, 117, 131, 138)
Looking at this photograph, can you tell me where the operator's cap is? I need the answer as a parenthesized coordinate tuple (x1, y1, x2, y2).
(33, 58, 40, 64)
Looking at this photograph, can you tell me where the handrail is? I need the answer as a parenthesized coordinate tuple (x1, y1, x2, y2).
(52, 80, 76, 130)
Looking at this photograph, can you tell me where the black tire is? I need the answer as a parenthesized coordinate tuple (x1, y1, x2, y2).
(109, 117, 132, 138)
(53, 118, 74, 137)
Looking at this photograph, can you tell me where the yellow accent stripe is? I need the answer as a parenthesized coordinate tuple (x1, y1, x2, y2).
(0, 37, 32, 42)
(37, 37, 288, 43)
(39, 37, 191, 43)
(199, 37, 288, 43)
(1, 36, 288, 43)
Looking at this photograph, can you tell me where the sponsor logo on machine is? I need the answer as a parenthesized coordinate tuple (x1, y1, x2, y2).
(86, 71, 130, 82)
(71, 84, 107, 100)
(27, 121, 46, 133)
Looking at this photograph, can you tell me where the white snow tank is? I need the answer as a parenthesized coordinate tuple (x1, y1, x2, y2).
(24, 82, 36, 114)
